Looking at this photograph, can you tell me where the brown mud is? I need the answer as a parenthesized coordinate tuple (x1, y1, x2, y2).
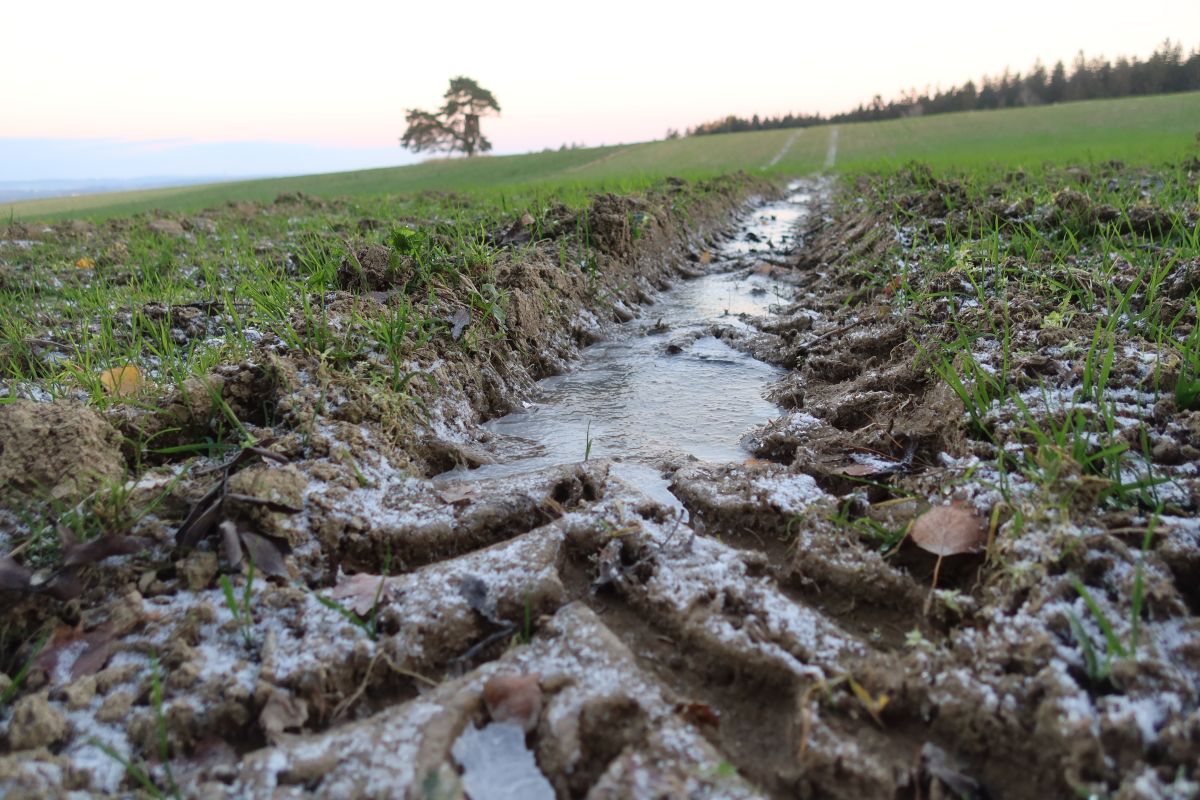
(2, 168, 1199, 799)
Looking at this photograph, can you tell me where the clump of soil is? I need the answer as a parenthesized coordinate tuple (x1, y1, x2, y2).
(0, 400, 125, 502)
(336, 243, 413, 292)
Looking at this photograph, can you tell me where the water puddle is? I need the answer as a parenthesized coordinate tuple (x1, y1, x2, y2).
(440, 182, 815, 508)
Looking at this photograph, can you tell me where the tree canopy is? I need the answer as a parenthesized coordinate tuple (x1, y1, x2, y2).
(401, 76, 501, 157)
(687, 38, 1199, 136)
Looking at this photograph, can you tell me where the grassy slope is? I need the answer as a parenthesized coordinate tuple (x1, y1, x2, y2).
(8, 92, 1199, 222)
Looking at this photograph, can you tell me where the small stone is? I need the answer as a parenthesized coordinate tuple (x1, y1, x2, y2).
(166, 660, 201, 691)
(61, 676, 98, 710)
(8, 692, 67, 750)
(138, 570, 158, 594)
(96, 691, 135, 723)
(95, 663, 140, 694)
(178, 551, 219, 590)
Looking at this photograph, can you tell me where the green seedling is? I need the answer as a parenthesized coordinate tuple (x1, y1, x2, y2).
(88, 656, 181, 799)
(0, 631, 50, 707)
(220, 556, 257, 649)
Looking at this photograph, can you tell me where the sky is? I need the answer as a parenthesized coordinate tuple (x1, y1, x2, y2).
(2, 0, 1197, 182)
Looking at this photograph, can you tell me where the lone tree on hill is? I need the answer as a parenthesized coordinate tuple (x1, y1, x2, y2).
(400, 76, 500, 157)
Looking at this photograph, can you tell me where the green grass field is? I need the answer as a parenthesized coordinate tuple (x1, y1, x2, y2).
(8, 92, 1200, 222)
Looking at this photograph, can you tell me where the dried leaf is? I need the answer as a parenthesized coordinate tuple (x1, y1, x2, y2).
(99, 365, 142, 397)
(176, 486, 223, 548)
(33, 623, 113, 680)
(483, 674, 543, 733)
(74, 257, 96, 269)
(70, 629, 116, 680)
(330, 572, 395, 615)
(34, 623, 84, 677)
(699, 250, 713, 265)
(910, 503, 986, 557)
(238, 529, 291, 578)
(449, 308, 471, 340)
(61, 534, 152, 568)
(0, 556, 32, 592)
(220, 519, 244, 568)
(848, 677, 889, 726)
(39, 569, 86, 601)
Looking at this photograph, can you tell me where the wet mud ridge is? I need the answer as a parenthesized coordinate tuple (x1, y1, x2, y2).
(2, 167, 1198, 799)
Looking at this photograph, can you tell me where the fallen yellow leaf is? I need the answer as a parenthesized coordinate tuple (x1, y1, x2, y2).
(848, 677, 889, 726)
(100, 365, 142, 397)
(699, 250, 713, 265)
(75, 257, 96, 269)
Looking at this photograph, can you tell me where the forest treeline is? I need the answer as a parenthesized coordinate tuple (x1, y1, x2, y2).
(682, 39, 1199, 137)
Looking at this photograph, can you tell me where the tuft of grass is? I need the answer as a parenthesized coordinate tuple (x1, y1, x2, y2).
(220, 556, 257, 650)
(0, 630, 49, 707)
(1175, 303, 1200, 410)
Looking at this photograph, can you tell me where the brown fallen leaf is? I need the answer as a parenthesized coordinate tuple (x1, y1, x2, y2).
(848, 677, 890, 726)
(0, 556, 32, 592)
(60, 532, 152, 568)
(699, 250, 713, 265)
(69, 628, 117, 680)
(219, 520, 291, 578)
(483, 673, 542, 732)
(910, 502, 986, 601)
(99, 365, 142, 397)
(330, 572, 396, 615)
(33, 623, 116, 682)
(910, 503, 986, 557)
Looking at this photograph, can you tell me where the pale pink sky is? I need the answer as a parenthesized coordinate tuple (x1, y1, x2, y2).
(2, 0, 1197, 179)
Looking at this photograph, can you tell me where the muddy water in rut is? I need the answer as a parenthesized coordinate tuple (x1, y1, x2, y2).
(442, 183, 814, 505)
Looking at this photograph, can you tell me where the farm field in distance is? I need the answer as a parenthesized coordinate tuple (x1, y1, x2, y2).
(1, 90, 1199, 799)
(8, 91, 1200, 222)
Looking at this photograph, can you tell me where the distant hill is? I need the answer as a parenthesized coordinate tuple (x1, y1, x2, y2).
(7, 92, 1198, 222)
(0, 176, 244, 204)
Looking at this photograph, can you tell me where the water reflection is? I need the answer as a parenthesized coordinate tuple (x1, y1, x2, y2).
(440, 185, 814, 504)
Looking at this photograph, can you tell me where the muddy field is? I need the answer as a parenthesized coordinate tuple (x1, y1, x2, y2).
(1, 161, 1199, 799)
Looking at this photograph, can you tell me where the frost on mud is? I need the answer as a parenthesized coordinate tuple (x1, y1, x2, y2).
(3, 165, 1199, 799)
